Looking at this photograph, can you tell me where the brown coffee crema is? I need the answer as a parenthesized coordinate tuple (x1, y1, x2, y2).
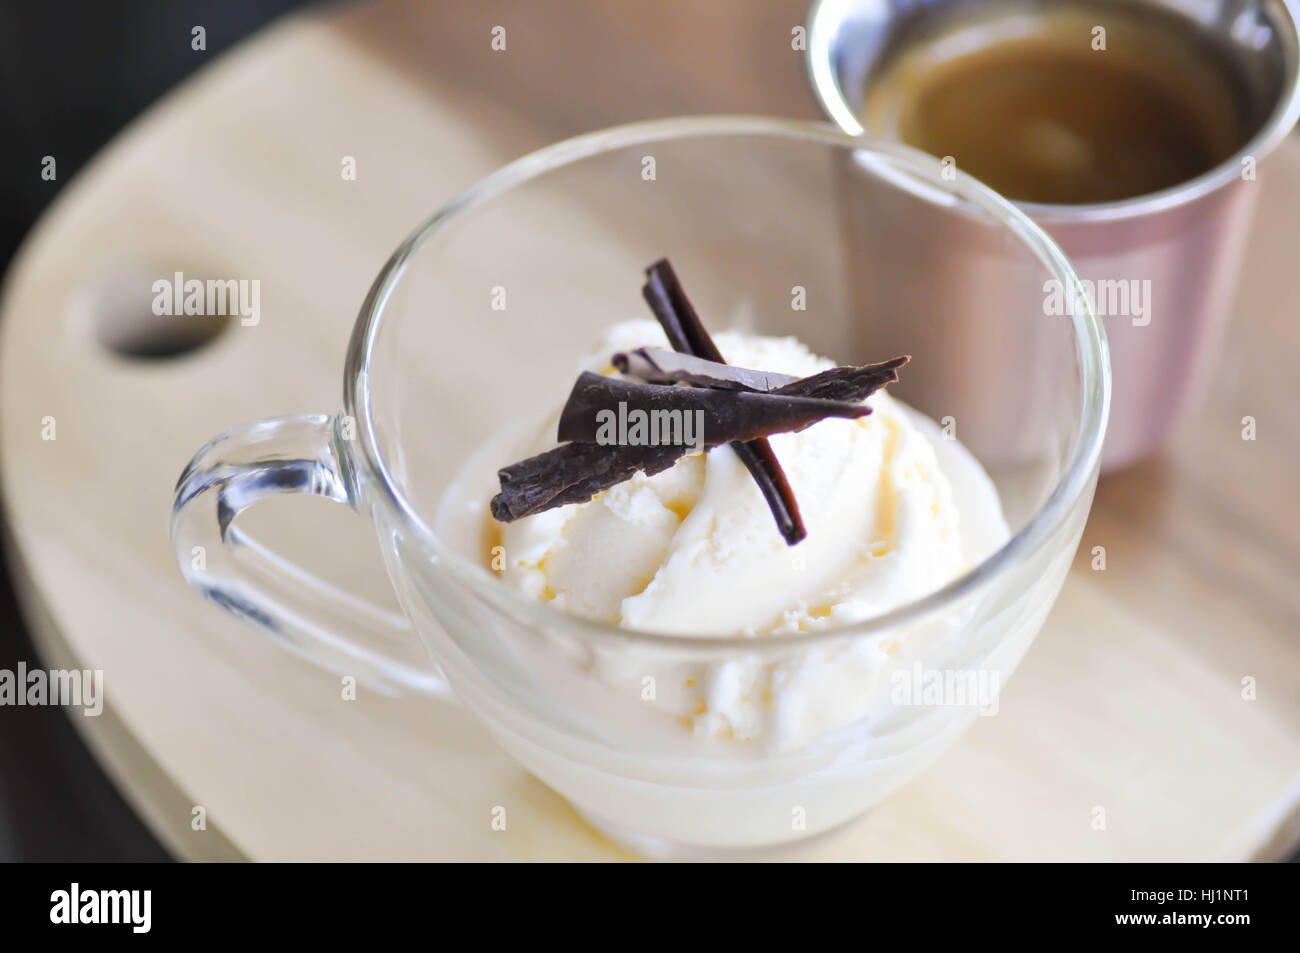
(860, 2, 1252, 204)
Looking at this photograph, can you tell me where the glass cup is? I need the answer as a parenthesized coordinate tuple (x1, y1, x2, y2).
(171, 117, 1109, 856)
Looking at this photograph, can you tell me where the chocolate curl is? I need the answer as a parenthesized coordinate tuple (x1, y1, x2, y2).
(642, 258, 808, 545)
(774, 356, 910, 402)
(613, 347, 909, 402)
(489, 259, 909, 534)
(557, 371, 870, 446)
(491, 442, 683, 522)
(492, 376, 874, 523)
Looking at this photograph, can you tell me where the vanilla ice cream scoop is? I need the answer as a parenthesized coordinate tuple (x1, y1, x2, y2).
(499, 321, 1006, 633)
(490, 321, 1009, 746)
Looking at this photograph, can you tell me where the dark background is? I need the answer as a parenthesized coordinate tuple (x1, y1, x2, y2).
(0, 0, 309, 862)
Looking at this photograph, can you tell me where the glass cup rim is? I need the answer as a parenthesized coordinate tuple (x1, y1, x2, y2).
(343, 115, 1110, 653)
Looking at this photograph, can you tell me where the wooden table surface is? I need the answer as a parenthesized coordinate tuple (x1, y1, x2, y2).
(1, 0, 1296, 861)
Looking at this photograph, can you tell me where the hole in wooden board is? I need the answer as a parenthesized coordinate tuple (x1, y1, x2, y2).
(81, 267, 236, 359)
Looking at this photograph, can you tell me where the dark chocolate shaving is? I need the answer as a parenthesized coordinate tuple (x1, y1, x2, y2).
(641, 262, 718, 359)
(489, 259, 908, 536)
(612, 347, 798, 392)
(642, 258, 807, 545)
(773, 356, 910, 402)
(557, 371, 871, 446)
(491, 442, 683, 522)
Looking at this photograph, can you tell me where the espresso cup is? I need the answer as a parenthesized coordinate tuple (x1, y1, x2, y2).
(809, 0, 1300, 469)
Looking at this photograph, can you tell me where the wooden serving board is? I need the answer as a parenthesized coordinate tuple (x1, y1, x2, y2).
(1, 0, 1296, 861)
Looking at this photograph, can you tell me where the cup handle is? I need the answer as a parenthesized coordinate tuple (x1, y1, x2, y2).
(170, 413, 449, 698)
